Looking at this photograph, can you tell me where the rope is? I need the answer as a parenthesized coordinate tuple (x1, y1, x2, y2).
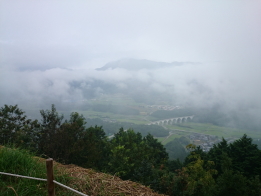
(0, 172, 89, 196)
(54, 180, 88, 196)
(0, 172, 47, 181)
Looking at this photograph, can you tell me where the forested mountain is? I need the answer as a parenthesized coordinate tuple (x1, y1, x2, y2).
(96, 58, 194, 71)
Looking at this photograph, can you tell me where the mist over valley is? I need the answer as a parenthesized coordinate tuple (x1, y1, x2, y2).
(1, 2, 261, 195)
(2, 58, 260, 132)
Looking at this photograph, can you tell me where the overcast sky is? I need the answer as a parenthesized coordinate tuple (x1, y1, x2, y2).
(0, 0, 261, 112)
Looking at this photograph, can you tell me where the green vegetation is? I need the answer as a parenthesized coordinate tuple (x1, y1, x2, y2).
(165, 136, 189, 161)
(161, 132, 188, 145)
(164, 122, 261, 144)
(91, 104, 139, 115)
(85, 118, 169, 137)
(107, 129, 168, 182)
(1, 104, 261, 196)
(168, 122, 250, 137)
(0, 146, 72, 196)
(0, 146, 162, 196)
(76, 110, 148, 124)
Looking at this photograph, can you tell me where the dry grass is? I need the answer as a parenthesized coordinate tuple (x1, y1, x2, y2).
(36, 158, 166, 196)
(59, 164, 165, 196)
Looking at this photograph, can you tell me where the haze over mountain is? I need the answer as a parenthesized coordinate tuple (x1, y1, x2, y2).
(0, 1, 260, 130)
(96, 58, 197, 71)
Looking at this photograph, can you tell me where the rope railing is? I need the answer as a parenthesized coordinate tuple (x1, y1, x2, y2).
(0, 171, 47, 181)
(0, 159, 88, 196)
(53, 180, 88, 196)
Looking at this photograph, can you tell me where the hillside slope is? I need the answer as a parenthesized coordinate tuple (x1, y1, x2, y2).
(54, 162, 166, 196)
(0, 146, 165, 196)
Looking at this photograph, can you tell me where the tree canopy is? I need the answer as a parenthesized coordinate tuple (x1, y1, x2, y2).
(0, 104, 261, 196)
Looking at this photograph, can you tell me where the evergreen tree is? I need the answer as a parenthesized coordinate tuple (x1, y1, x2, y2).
(79, 125, 109, 170)
(38, 104, 64, 156)
(207, 138, 229, 175)
(49, 112, 87, 163)
(229, 134, 261, 178)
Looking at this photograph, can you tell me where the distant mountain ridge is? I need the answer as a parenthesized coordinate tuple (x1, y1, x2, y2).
(96, 58, 196, 71)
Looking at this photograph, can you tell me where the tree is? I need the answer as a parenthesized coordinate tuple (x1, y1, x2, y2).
(215, 164, 261, 196)
(165, 159, 183, 172)
(229, 134, 261, 178)
(107, 128, 168, 181)
(205, 135, 261, 195)
(48, 112, 87, 163)
(207, 138, 229, 175)
(78, 125, 109, 170)
(38, 104, 64, 156)
(0, 105, 39, 148)
(107, 128, 146, 179)
(143, 133, 168, 165)
(165, 138, 188, 161)
(133, 133, 169, 184)
(0, 104, 27, 144)
(184, 145, 207, 166)
(183, 144, 217, 196)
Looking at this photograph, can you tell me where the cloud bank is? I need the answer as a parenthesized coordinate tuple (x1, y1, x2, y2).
(0, 1, 260, 126)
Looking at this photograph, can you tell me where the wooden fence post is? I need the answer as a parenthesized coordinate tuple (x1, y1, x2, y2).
(46, 158, 55, 196)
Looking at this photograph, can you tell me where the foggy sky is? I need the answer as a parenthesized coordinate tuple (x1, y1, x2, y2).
(0, 0, 261, 114)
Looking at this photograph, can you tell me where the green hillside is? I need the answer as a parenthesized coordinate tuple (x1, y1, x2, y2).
(0, 146, 164, 196)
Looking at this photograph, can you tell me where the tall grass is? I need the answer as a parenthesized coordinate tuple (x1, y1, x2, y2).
(0, 146, 75, 196)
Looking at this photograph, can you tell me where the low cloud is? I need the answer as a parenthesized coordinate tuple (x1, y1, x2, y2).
(1, 59, 260, 110)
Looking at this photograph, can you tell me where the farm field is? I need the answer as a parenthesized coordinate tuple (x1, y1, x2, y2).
(160, 133, 186, 145)
(159, 122, 260, 145)
(18, 101, 260, 147)
(76, 110, 149, 125)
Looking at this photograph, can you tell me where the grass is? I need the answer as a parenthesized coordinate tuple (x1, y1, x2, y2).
(161, 134, 181, 145)
(0, 146, 74, 196)
(0, 146, 165, 196)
